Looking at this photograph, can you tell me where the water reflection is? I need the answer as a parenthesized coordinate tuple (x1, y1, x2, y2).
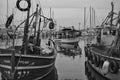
(56, 40, 87, 80)
(85, 61, 110, 80)
(58, 45, 82, 59)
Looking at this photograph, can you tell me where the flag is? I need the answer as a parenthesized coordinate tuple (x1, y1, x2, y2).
(5, 14, 14, 28)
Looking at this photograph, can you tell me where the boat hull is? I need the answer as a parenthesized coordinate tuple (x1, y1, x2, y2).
(85, 61, 110, 80)
(84, 45, 120, 80)
(55, 37, 79, 49)
(0, 54, 56, 80)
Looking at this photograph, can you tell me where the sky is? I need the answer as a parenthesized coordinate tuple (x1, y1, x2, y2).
(0, 0, 120, 30)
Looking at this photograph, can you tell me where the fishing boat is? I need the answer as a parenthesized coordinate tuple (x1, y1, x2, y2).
(55, 27, 81, 50)
(0, 0, 57, 80)
(84, 2, 120, 80)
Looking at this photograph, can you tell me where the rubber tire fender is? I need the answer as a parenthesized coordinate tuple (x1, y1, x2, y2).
(109, 60, 119, 73)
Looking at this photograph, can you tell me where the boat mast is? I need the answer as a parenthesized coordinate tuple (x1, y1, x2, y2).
(90, 6, 92, 29)
(93, 8, 96, 27)
(78, 22, 81, 30)
(22, 1, 31, 54)
(110, 2, 114, 27)
(34, 4, 39, 38)
(50, 8, 51, 18)
(84, 7, 86, 30)
(36, 5, 41, 46)
(7, 0, 8, 19)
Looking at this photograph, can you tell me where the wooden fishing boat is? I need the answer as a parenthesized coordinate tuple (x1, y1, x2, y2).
(55, 27, 81, 50)
(84, 2, 120, 80)
(0, 0, 57, 80)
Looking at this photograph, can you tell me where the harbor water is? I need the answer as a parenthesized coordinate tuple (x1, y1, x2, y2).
(55, 39, 87, 80)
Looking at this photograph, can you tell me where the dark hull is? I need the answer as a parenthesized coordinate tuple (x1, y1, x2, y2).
(0, 54, 56, 80)
(35, 66, 58, 80)
(85, 61, 110, 80)
(55, 38, 79, 49)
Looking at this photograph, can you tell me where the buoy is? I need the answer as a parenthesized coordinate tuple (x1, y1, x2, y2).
(101, 60, 110, 75)
(16, 0, 31, 11)
(49, 21, 54, 29)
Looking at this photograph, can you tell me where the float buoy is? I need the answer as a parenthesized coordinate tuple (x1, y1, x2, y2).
(16, 0, 31, 11)
(49, 21, 54, 29)
(5, 14, 14, 28)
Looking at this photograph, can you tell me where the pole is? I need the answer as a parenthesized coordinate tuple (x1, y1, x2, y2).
(11, 48, 15, 80)
(90, 6, 91, 28)
(92, 8, 95, 28)
(92, 8, 94, 28)
(110, 2, 114, 27)
(50, 8, 51, 18)
(78, 22, 81, 30)
(23, 6, 30, 55)
(34, 4, 39, 38)
(84, 7, 86, 30)
(36, 6, 41, 46)
(93, 9, 96, 27)
(7, 0, 8, 19)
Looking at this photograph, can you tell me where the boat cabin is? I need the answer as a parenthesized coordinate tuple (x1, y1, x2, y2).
(57, 28, 81, 39)
(100, 26, 117, 46)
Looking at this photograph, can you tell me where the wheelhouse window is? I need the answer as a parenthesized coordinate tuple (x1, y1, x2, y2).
(110, 30, 116, 35)
(103, 28, 116, 36)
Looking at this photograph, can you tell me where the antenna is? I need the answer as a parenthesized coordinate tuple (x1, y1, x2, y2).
(50, 7, 51, 18)
(78, 22, 81, 30)
(84, 7, 86, 30)
(7, 0, 8, 19)
(93, 9, 96, 27)
(90, 6, 92, 28)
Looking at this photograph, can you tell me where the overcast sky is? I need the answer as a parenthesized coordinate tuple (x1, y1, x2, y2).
(38, 0, 120, 9)
(0, 0, 120, 29)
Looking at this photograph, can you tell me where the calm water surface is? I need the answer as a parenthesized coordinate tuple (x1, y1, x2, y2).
(55, 40, 88, 80)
